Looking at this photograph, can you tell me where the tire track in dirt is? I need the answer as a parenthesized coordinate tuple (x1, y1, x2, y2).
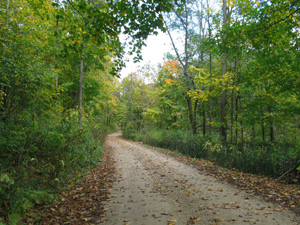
(102, 132, 299, 224)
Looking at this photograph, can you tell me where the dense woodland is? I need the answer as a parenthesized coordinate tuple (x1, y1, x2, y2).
(0, 0, 300, 224)
(0, 0, 175, 223)
(120, 0, 300, 181)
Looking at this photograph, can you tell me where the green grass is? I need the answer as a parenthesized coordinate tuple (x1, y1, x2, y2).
(124, 128, 300, 180)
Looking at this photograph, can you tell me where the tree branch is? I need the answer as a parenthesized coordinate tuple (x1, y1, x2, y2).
(66, 0, 89, 25)
(163, 19, 185, 68)
(250, 3, 300, 32)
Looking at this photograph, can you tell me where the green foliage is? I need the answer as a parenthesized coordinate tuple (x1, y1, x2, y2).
(8, 213, 20, 225)
(129, 128, 300, 179)
(132, 128, 208, 158)
(119, 0, 300, 185)
(0, 111, 107, 223)
(0, 0, 181, 222)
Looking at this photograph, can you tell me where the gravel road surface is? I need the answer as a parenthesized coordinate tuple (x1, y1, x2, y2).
(102, 132, 299, 225)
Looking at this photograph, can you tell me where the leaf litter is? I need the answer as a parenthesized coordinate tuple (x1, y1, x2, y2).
(151, 145, 300, 216)
(23, 149, 116, 224)
(23, 132, 300, 224)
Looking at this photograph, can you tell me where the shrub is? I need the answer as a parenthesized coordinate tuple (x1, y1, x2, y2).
(125, 128, 300, 180)
(0, 111, 105, 224)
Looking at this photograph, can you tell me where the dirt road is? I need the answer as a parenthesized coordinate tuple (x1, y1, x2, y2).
(102, 132, 299, 224)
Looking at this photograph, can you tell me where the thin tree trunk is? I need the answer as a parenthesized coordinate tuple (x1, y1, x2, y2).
(220, 0, 227, 146)
(232, 55, 238, 144)
(1, 0, 9, 97)
(6, 0, 9, 37)
(240, 97, 244, 147)
(235, 95, 239, 144)
(268, 107, 274, 142)
(230, 88, 234, 143)
(55, 15, 59, 87)
(2, 0, 9, 57)
(78, 49, 84, 125)
(194, 100, 198, 134)
(262, 120, 265, 142)
(206, 0, 212, 138)
(209, 50, 212, 137)
(187, 97, 197, 135)
(129, 72, 133, 124)
(270, 122, 274, 142)
(164, 2, 196, 135)
(261, 107, 265, 143)
(203, 103, 206, 136)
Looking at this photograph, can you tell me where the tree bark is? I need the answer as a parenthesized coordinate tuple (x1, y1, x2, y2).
(270, 121, 274, 142)
(206, 0, 213, 138)
(240, 97, 244, 146)
(164, 2, 197, 135)
(6, 0, 9, 37)
(268, 107, 274, 142)
(261, 107, 265, 143)
(78, 49, 84, 125)
(235, 95, 239, 144)
(230, 88, 234, 143)
(187, 97, 197, 135)
(220, 0, 227, 146)
(203, 103, 206, 136)
(55, 15, 59, 87)
(209, 50, 212, 137)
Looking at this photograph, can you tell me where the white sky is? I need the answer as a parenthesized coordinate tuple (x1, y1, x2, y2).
(120, 31, 172, 79)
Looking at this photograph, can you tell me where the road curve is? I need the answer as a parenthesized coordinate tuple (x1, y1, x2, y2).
(102, 132, 299, 225)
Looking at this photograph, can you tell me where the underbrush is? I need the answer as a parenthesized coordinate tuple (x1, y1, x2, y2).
(0, 111, 109, 224)
(125, 128, 300, 182)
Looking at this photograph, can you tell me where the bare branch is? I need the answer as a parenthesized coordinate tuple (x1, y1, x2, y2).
(163, 19, 185, 68)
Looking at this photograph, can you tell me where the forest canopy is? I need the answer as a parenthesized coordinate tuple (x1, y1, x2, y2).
(119, 0, 300, 183)
(1, 0, 300, 223)
(0, 0, 181, 223)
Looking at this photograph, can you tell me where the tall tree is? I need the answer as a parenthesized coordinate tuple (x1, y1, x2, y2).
(220, 0, 227, 146)
(164, 0, 199, 134)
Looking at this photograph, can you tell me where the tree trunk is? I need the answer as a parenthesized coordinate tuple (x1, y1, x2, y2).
(232, 55, 238, 144)
(55, 15, 59, 87)
(207, 0, 212, 138)
(203, 104, 206, 136)
(78, 49, 84, 125)
(1, 0, 9, 107)
(194, 100, 198, 134)
(261, 107, 265, 143)
(269, 107, 274, 142)
(129, 73, 133, 124)
(240, 97, 244, 147)
(6, 0, 9, 37)
(220, 0, 227, 146)
(266, 106, 275, 142)
(262, 121, 265, 142)
(235, 95, 239, 144)
(209, 51, 212, 137)
(230, 88, 234, 143)
(270, 122, 274, 142)
(187, 96, 197, 135)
